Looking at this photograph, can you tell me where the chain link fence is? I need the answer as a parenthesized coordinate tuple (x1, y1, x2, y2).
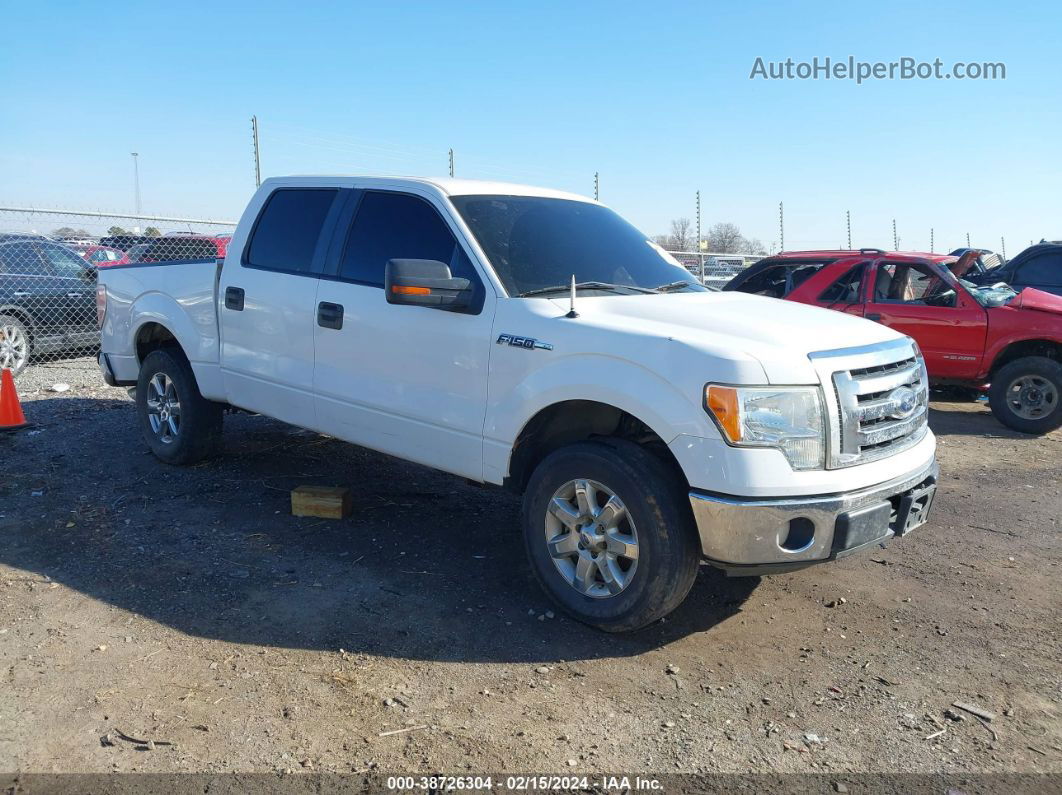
(0, 208, 235, 380)
(664, 250, 763, 289)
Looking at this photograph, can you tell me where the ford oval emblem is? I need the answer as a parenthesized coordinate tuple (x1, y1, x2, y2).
(887, 385, 918, 420)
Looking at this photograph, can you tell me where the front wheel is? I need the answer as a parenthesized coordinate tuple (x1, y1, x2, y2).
(136, 349, 223, 464)
(522, 439, 700, 632)
(989, 356, 1062, 434)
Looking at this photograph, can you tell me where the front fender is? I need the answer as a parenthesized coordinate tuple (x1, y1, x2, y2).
(482, 352, 720, 483)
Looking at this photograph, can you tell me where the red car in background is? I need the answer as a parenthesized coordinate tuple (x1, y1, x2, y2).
(68, 244, 129, 267)
(724, 249, 1062, 434)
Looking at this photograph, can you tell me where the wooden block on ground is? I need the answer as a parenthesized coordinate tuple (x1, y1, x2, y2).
(291, 485, 352, 519)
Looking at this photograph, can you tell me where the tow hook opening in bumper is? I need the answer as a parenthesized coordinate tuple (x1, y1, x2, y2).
(689, 461, 939, 575)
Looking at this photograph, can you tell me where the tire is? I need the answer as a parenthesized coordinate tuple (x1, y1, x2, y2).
(522, 439, 700, 632)
(136, 348, 223, 464)
(989, 356, 1062, 434)
(0, 314, 32, 377)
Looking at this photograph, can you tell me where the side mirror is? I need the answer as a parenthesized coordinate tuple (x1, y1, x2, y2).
(82, 266, 98, 282)
(385, 259, 471, 311)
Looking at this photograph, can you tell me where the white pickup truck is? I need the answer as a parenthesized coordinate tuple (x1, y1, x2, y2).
(97, 176, 938, 631)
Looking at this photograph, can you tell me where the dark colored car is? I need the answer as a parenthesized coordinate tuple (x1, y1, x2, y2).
(0, 234, 99, 376)
(97, 234, 156, 252)
(137, 235, 230, 263)
(967, 243, 1062, 297)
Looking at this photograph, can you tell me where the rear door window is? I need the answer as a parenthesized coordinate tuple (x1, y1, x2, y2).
(819, 264, 866, 303)
(38, 243, 91, 278)
(245, 188, 340, 274)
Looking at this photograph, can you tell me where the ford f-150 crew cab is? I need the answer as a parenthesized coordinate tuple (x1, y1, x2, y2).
(97, 177, 939, 631)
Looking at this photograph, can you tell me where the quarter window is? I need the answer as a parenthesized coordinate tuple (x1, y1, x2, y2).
(245, 188, 338, 274)
(337, 191, 474, 287)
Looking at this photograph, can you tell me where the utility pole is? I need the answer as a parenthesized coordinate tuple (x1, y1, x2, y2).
(930, 228, 934, 253)
(846, 210, 851, 249)
(251, 116, 261, 188)
(696, 191, 703, 284)
(130, 152, 141, 232)
(966, 232, 971, 248)
(892, 219, 898, 250)
(1001, 236, 1006, 260)
(448, 148, 455, 178)
(594, 172, 599, 201)
(777, 199, 785, 249)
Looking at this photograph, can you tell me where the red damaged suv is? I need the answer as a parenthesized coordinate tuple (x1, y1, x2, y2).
(724, 249, 1062, 434)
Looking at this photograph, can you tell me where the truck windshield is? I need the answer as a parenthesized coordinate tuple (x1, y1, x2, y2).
(449, 195, 704, 297)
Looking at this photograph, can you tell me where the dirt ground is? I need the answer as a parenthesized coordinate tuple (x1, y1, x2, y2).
(1, 357, 1060, 781)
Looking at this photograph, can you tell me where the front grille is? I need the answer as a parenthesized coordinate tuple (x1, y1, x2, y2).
(830, 354, 929, 468)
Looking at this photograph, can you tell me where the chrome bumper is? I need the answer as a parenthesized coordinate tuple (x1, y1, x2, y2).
(689, 460, 939, 575)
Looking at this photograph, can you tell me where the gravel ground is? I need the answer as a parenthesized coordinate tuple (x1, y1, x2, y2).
(1, 357, 1060, 782)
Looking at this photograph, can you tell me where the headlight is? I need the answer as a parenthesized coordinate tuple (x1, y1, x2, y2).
(705, 385, 826, 470)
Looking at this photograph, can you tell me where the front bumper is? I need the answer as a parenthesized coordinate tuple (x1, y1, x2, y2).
(689, 459, 939, 576)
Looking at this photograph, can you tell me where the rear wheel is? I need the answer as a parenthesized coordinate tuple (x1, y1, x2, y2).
(522, 439, 700, 632)
(136, 349, 223, 464)
(0, 314, 31, 377)
(989, 356, 1062, 434)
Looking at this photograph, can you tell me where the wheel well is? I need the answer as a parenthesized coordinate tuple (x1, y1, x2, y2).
(0, 306, 36, 335)
(990, 339, 1061, 378)
(505, 400, 687, 494)
(135, 322, 186, 364)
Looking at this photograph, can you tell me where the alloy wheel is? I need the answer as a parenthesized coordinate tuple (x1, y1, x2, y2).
(0, 323, 28, 372)
(145, 372, 181, 443)
(544, 478, 640, 598)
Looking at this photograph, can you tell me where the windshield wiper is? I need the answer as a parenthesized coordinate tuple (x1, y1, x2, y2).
(518, 281, 656, 297)
(653, 280, 699, 293)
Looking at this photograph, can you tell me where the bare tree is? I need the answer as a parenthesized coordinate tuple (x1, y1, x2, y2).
(667, 217, 694, 251)
(741, 237, 767, 255)
(706, 222, 745, 253)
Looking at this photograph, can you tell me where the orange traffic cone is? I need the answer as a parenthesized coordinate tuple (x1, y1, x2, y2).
(0, 368, 29, 432)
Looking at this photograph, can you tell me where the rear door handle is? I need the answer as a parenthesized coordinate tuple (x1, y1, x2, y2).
(317, 301, 344, 330)
(225, 286, 245, 311)
(67, 291, 87, 298)
(866, 313, 882, 322)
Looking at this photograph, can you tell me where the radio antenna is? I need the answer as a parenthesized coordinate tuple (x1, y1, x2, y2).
(566, 274, 579, 318)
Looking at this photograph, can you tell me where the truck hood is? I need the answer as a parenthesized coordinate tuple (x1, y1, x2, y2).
(548, 291, 906, 383)
(1011, 287, 1062, 316)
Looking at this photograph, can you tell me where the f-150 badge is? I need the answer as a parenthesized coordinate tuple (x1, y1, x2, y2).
(496, 333, 553, 351)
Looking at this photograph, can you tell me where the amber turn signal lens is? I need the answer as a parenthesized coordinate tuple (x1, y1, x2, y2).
(391, 285, 431, 295)
(705, 385, 743, 443)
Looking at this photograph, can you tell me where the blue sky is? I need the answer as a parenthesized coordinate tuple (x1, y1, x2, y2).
(1, 0, 1059, 253)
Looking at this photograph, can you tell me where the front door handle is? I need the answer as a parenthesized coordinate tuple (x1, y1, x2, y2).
(225, 286, 245, 311)
(866, 312, 882, 322)
(317, 301, 344, 330)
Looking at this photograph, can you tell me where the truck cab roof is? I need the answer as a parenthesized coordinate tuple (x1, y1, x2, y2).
(261, 175, 596, 204)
